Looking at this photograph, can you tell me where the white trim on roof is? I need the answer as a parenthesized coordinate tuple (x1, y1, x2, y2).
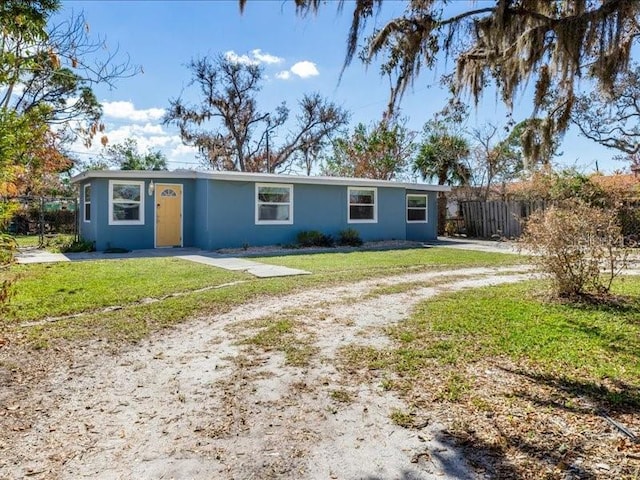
(70, 169, 451, 192)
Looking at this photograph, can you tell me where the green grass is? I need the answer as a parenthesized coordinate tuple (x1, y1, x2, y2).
(256, 247, 523, 275)
(405, 280, 640, 381)
(329, 389, 353, 403)
(389, 409, 417, 428)
(1, 247, 522, 347)
(340, 277, 640, 405)
(4, 258, 249, 322)
(243, 317, 317, 367)
(11, 234, 75, 250)
(11, 234, 42, 248)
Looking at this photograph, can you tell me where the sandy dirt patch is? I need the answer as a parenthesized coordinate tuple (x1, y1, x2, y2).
(1, 266, 536, 479)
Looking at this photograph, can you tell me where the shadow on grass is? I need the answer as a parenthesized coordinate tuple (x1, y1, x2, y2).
(502, 367, 640, 413)
(362, 443, 476, 480)
(560, 292, 640, 317)
(442, 424, 596, 480)
(430, 368, 638, 479)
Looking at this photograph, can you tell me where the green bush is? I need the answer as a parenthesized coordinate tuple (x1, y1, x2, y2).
(338, 228, 363, 247)
(59, 239, 95, 253)
(296, 230, 334, 248)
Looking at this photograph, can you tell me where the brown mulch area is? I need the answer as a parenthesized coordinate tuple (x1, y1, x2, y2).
(343, 355, 640, 479)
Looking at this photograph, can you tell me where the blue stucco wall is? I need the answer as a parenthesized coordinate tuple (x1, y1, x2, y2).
(193, 178, 211, 249)
(78, 180, 97, 245)
(77, 177, 196, 251)
(202, 180, 430, 250)
(78, 175, 439, 251)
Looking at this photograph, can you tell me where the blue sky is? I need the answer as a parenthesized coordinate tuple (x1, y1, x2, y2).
(56, 0, 624, 174)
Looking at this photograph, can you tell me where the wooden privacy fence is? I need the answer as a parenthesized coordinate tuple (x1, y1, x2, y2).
(459, 200, 546, 238)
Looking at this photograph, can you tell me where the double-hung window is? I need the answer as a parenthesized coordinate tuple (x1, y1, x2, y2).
(406, 194, 428, 223)
(83, 184, 91, 222)
(255, 183, 293, 224)
(109, 180, 145, 225)
(348, 187, 377, 223)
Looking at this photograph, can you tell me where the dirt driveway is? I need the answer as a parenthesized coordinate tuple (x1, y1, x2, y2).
(1, 265, 540, 479)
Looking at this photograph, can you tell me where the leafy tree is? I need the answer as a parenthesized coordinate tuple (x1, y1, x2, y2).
(322, 120, 416, 180)
(245, 1, 640, 162)
(0, 0, 137, 147)
(0, 0, 138, 192)
(164, 54, 349, 173)
(0, 0, 136, 309)
(572, 63, 640, 156)
(98, 138, 168, 171)
(504, 118, 559, 169)
(0, 106, 73, 197)
(414, 120, 471, 234)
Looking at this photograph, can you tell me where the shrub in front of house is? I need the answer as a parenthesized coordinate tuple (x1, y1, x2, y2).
(520, 200, 629, 298)
(296, 230, 334, 248)
(338, 228, 363, 247)
(60, 239, 95, 253)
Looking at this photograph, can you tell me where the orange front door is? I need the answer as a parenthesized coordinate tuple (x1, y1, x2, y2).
(155, 184, 182, 247)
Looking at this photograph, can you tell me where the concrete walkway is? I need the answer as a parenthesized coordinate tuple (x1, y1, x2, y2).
(178, 255, 310, 278)
(15, 248, 310, 278)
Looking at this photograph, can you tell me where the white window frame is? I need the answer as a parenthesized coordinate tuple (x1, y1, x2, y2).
(406, 194, 428, 223)
(108, 180, 145, 225)
(348, 186, 377, 223)
(83, 183, 91, 223)
(255, 183, 294, 225)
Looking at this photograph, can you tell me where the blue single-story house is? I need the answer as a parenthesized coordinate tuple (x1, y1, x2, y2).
(70, 170, 449, 251)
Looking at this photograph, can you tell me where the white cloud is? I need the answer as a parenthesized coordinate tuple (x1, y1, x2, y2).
(224, 50, 258, 66)
(225, 49, 284, 66)
(102, 101, 165, 122)
(169, 143, 199, 158)
(290, 61, 319, 79)
(128, 123, 166, 136)
(251, 49, 283, 65)
(71, 118, 201, 171)
(274, 61, 320, 81)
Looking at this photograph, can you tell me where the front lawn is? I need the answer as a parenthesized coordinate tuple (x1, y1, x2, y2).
(257, 246, 522, 274)
(5, 257, 249, 323)
(1, 247, 523, 346)
(386, 279, 640, 386)
(340, 277, 640, 478)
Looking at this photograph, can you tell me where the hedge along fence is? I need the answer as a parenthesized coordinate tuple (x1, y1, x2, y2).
(1, 196, 78, 245)
(460, 200, 546, 239)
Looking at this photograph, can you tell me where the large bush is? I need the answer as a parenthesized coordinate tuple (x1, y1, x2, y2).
(520, 201, 629, 298)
